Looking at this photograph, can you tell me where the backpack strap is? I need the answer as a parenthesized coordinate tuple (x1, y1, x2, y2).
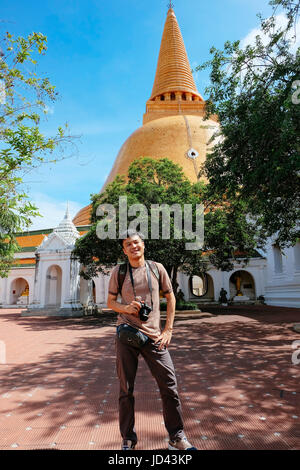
(117, 262, 128, 294)
(117, 260, 161, 295)
(146, 260, 161, 291)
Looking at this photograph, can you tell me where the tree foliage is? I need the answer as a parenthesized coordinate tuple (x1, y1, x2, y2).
(197, 0, 300, 246)
(0, 31, 76, 276)
(73, 158, 264, 296)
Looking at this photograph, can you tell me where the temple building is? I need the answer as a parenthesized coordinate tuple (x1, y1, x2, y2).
(72, 7, 219, 227)
(0, 7, 299, 312)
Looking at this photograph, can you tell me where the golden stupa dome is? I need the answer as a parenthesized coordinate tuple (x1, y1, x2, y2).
(73, 8, 219, 227)
(73, 113, 218, 226)
(104, 114, 218, 187)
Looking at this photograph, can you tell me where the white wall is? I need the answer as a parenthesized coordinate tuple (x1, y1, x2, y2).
(264, 241, 300, 307)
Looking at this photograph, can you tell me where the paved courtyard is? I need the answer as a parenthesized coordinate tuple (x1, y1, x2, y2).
(0, 305, 299, 450)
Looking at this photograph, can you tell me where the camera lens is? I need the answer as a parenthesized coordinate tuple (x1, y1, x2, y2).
(139, 302, 151, 321)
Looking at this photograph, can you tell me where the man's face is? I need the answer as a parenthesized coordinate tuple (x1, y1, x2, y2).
(122, 235, 145, 260)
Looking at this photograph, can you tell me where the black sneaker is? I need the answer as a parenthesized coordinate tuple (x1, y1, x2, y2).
(121, 439, 137, 450)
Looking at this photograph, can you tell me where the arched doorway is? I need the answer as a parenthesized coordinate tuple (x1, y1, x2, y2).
(45, 265, 62, 307)
(189, 273, 214, 301)
(10, 278, 29, 305)
(229, 270, 256, 300)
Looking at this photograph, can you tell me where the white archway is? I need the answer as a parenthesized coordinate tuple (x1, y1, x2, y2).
(10, 278, 29, 305)
(189, 273, 215, 301)
(45, 265, 62, 307)
(229, 270, 256, 300)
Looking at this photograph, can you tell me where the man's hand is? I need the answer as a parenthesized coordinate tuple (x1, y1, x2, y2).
(107, 293, 141, 317)
(154, 328, 173, 350)
(124, 301, 141, 317)
(155, 291, 175, 350)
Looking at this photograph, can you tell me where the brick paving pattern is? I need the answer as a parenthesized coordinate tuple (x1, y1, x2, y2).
(0, 305, 299, 450)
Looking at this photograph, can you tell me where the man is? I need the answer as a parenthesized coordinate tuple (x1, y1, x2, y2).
(107, 230, 197, 451)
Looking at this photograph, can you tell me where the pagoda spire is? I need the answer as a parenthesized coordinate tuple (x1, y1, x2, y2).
(64, 201, 70, 220)
(149, 7, 201, 101)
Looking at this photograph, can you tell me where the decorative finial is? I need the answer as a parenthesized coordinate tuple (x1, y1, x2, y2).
(64, 200, 70, 220)
(167, 1, 174, 10)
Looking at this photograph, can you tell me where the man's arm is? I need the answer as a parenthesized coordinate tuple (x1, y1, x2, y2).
(154, 291, 176, 350)
(107, 293, 141, 316)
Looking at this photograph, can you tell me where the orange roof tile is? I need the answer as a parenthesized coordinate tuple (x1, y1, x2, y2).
(15, 229, 89, 251)
(13, 258, 36, 266)
(16, 234, 48, 250)
(72, 204, 92, 227)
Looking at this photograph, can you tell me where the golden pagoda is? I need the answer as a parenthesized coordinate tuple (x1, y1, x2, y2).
(73, 7, 218, 227)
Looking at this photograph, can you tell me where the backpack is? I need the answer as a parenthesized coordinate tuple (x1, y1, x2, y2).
(117, 260, 161, 294)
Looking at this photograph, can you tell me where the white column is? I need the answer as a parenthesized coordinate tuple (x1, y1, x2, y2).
(39, 261, 47, 308)
(94, 274, 106, 305)
(70, 256, 81, 309)
(0, 278, 6, 305)
(177, 271, 189, 301)
(62, 255, 81, 309)
(4, 277, 9, 305)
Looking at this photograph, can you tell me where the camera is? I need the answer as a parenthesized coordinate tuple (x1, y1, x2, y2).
(139, 302, 152, 322)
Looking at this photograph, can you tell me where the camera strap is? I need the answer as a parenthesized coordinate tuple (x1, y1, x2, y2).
(128, 262, 153, 308)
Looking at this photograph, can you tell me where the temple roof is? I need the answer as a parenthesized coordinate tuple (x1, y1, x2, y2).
(150, 8, 202, 100)
(14, 206, 88, 257)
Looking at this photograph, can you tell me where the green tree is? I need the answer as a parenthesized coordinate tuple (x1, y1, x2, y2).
(0, 31, 75, 277)
(196, 0, 300, 246)
(73, 158, 264, 297)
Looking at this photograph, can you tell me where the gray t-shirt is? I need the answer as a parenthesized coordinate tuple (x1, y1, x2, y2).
(108, 261, 173, 341)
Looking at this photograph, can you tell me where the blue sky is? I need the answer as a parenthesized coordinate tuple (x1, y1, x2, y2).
(1, 0, 276, 228)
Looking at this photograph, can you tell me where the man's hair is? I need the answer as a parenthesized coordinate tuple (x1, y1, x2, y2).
(118, 229, 145, 248)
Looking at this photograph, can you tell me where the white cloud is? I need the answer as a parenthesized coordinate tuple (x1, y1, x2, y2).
(240, 14, 300, 52)
(28, 193, 82, 230)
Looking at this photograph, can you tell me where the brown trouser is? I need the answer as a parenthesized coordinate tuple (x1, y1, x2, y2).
(115, 333, 185, 443)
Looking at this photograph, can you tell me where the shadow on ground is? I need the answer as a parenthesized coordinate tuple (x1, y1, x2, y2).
(0, 305, 299, 449)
